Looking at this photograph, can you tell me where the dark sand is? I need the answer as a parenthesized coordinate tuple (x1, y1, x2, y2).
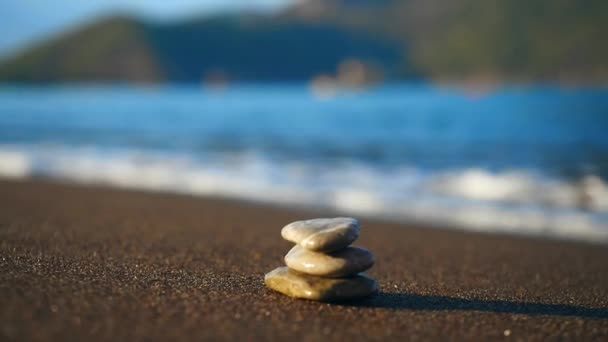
(1, 179, 607, 341)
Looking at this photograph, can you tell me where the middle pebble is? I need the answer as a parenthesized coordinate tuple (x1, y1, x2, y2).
(285, 245, 375, 278)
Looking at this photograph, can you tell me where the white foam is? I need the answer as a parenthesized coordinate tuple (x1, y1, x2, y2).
(0, 144, 606, 243)
(0, 147, 31, 178)
(427, 168, 608, 211)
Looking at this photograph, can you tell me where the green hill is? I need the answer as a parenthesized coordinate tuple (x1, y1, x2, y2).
(287, 0, 608, 83)
(0, 0, 606, 84)
(0, 16, 162, 83)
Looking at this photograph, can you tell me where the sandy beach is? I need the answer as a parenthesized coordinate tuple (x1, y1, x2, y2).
(1, 178, 607, 340)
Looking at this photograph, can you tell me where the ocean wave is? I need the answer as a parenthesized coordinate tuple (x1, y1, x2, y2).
(1, 144, 607, 243)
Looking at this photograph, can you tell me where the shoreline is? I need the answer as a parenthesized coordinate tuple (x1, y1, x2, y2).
(23, 176, 608, 247)
(1, 178, 607, 340)
(0, 165, 605, 245)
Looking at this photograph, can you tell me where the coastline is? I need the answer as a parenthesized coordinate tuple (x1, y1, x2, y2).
(1, 178, 607, 340)
(2, 86, 607, 244)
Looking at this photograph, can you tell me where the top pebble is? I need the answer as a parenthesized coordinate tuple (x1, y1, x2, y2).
(281, 217, 360, 252)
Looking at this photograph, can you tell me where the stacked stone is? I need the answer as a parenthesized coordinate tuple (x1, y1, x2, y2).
(264, 217, 377, 302)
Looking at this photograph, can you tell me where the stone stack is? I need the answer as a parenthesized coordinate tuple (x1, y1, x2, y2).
(264, 217, 377, 302)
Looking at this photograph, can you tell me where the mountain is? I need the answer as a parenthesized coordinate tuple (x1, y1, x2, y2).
(0, 17, 161, 83)
(287, 0, 608, 83)
(0, 0, 606, 84)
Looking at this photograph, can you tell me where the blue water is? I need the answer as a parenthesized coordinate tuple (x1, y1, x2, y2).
(1, 84, 607, 242)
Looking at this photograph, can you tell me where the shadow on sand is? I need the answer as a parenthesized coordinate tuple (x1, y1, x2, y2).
(338, 292, 608, 319)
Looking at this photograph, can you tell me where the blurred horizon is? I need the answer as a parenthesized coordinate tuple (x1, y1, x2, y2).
(0, 1, 607, 243)
(1, 0, 607, 85)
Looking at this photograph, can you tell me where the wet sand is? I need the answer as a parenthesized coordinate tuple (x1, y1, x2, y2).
(1, 179, 607, 340)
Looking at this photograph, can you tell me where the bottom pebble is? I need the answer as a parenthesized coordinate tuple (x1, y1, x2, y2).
(264, 266, 377, 302)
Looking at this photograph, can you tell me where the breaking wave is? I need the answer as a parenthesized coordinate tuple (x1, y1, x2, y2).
(1, 144, 607, 243)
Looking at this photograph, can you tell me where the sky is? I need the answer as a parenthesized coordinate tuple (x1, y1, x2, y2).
(0, 0, 295, 58)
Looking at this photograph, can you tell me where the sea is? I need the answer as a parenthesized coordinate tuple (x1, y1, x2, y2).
(1, 84, 607, 243)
